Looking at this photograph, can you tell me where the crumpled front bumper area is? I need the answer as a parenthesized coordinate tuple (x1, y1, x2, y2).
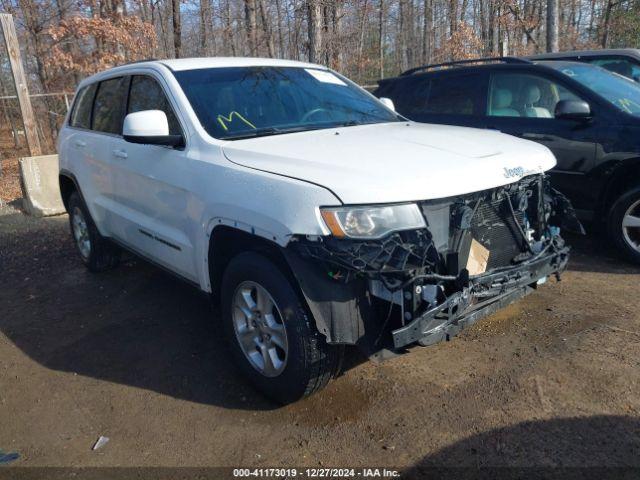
(391, 243, 569, 349)
(287, 174, 580, 356)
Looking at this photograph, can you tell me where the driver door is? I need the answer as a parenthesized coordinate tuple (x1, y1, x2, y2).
(109, 74, 197, 281)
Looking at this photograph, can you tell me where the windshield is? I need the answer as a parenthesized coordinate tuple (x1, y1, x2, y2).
(174, 66, 400, 139)
(551, 63, 640, 117)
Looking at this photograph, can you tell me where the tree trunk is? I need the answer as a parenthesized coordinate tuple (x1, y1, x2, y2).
(244, 0, 258, 55)
(224, 0, 236, 56)
(274, 0, 285, 56)
(172, 0, 182, 58)
(601, 0, 615, 48)
(450, 0, 459, 33)
(200, 0, 213, 55)
(307, 0, 322, 62)
(422, 0, 432, 63)
(357, 0, 369, 77)
(379, 0, 385, 78)
(460, 0, 468, 23)
(330, 1, 343, 70)
(546, 0, 559, 52)
(258, 0, 276, 57)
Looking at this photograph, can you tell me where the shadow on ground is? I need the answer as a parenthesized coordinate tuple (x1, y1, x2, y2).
(402, 415, 640, 479)
(0, 216, 369, 412)
(564, 231, 640, 275)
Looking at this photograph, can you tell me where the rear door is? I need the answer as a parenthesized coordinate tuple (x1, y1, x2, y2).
(480, 69, 599, 213)
(108, 73, 197, 281)
(85, 76, 130, 236)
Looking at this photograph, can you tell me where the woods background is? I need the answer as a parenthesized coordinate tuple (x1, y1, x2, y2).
(0, 0, 638, 158)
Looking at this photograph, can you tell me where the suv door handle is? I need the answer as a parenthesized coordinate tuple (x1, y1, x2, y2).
(74, 139, 86, 148)
(523, 133, 554, 141)
(112, 149, 128, 159)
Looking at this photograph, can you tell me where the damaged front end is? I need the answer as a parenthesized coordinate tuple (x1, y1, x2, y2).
(285, 174, 582, 359)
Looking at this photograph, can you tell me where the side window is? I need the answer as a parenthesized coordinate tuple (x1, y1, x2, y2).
(420, 74, 482, 116)
(587, 57, 640, 82)
(128, 75, 181, 135)
(488, 72, 583, 118)
(92, 77, 128, 134)
(69, 83, 97, 129)
(376, 77, 429, 118)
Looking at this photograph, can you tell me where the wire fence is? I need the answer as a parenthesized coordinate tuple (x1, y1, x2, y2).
(0, 92, 73, 160)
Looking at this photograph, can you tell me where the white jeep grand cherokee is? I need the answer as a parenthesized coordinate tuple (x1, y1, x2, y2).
(58, 57, 581, 403)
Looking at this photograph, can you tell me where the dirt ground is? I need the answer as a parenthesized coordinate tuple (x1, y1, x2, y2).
(1, 201, 640, 476)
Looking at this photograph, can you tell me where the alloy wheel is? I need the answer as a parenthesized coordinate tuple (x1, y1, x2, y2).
(622, 199, 640, 255)
(72, 207, 91, 260)
(232, 281, 288, 377)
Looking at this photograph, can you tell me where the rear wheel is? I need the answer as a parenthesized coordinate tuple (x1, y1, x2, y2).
(68, 192, 120, 272)
(608, 186, 640, 264)
(221, 252, 342, 404)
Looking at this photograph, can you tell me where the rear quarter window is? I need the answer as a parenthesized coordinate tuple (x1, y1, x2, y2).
(69, 83, 97, 129)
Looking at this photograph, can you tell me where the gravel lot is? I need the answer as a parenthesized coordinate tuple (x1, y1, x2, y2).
(1, 203, 639, 476)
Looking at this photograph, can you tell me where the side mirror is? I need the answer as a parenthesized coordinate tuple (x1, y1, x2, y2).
(555, 100, 592, 121)
(123, 110, 184, 147)
(379, 97, 396, 112)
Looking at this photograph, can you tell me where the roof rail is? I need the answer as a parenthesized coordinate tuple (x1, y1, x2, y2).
(117, 58, 159, 67)
(400, 56, 532, 76)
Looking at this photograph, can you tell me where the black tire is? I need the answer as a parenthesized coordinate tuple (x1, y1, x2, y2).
(68, 191, 120, 272)
(607, 186, 640, 265)
(221, 252, 342, 404)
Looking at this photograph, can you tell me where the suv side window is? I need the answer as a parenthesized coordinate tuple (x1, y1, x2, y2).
(128, 75, 182, 135)
(69, 83, 97, 129)
(92, 77, 129, 135)
(380, 73, 483, 119)
(377, 77, 429, 117)
(423, 74, 483, 116)
(488, 72, 583, 118)
(586, 57, 640, 82)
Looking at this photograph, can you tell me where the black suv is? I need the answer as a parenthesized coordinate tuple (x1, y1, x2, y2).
(529, 48, 640, 83)
(374, 57, 640, 264)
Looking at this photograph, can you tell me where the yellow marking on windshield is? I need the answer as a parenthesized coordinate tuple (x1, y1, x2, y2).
(217, 112, 257, 131)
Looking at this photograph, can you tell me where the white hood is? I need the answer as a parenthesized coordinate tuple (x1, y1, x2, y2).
(222, 122, 557, 205)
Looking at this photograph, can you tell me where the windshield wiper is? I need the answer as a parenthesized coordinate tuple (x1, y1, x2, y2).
(223, 125, 322, 140)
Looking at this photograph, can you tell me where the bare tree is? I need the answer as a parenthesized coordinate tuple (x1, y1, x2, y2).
(307, 0, 322, 62)
(199, 0, 213, 55)
(546, 0, 559, 51)
(171, 0, 182, 57)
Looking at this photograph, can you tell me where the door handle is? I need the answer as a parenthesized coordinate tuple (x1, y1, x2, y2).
(74, 139, 86, 148)
(112, 149, 128, 159)
(523, 133, 555, 141)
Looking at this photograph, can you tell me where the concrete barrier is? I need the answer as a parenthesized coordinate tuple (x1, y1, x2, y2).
(19, 154, 65, 217)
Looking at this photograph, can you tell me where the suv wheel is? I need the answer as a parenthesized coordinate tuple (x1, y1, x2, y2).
(68, 192, 120, 272)
(608, 186, 640, 264)
(221, 252, 342, 404)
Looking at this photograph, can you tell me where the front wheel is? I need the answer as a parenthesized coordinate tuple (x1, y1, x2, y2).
(68, 192, 120, 272)
(221, 252, 342, 404)
(608, 186, 640, 265)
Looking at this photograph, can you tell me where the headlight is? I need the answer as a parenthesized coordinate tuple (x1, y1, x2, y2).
(320, 203, 426, 239)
